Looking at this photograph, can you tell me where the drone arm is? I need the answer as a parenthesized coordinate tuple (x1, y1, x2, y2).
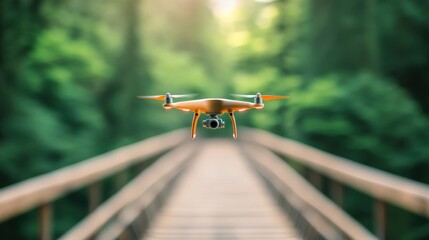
(229, 112, 238, 139)
(191, 111, 200, 139)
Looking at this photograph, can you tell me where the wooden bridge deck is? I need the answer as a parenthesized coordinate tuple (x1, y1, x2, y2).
(143, 140, 301, 240)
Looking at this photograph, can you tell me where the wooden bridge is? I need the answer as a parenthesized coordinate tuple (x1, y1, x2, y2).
(1, 129, 429, 240)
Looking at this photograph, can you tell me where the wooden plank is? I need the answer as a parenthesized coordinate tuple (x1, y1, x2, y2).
(59, 143, 196, 240)
(242, 143, 376, 239)
(143, 140, 301, 240)
(0, 129, 188, 222)
(242, 129, 429, 218)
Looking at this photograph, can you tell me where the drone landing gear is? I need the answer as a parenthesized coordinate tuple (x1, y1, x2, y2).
(191, 112, 238, 139)
(229, 112, 238, 139)
(191, 112, 200, 139)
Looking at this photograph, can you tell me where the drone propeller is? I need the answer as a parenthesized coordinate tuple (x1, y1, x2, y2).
(137, 93, 196, 101)
(231, 93, 289, 101)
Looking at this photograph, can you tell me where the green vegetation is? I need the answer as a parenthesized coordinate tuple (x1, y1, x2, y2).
(1, 0, 428, 239)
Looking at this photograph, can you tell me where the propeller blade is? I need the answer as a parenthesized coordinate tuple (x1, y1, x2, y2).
(137, 93, 196, 101)
(137, 95, 165, 101)
(262, 95, 289, 101)
(230, 94, 256, 98)
(171, 94, 196, 98)
(231, 93, 289, 100)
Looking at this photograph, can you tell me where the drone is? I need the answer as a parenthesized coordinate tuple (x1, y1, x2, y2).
(138, 93, 288, 139)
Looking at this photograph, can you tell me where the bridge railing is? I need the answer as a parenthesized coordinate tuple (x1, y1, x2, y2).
(60, 143, 197, 240)
(243, 128, 429, 240)
(0, 129, 189, 240)
(242, 143, 376, 240)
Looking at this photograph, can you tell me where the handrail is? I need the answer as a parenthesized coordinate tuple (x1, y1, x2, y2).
(60, 143, 196, 240)
(242, 143, 376, 240)
(0, 129, 188, 222)
(242, 129, 429, 218)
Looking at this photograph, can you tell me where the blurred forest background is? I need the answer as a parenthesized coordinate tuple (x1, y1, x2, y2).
(1, 0, 429, 239)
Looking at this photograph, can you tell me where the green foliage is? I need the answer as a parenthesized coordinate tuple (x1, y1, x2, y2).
(305, 0, 429, 113)
(27, 29, 110, 87)
(285, 73, 429, 177)
(1, 19, 111, 183)
(140, 46, 218, 135)
(230, 0, 307, 75)
(149, 47, 210, 94)
(1, 0, 429, 238)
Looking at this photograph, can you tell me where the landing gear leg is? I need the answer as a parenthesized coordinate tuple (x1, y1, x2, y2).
(229, 112, 238, 139)
(191, 112, 200, 139)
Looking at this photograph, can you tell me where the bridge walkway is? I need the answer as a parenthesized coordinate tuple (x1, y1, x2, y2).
(143, 140, 301, 240)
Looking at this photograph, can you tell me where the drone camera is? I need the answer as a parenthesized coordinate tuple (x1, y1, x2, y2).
(203, 118, 225, 129)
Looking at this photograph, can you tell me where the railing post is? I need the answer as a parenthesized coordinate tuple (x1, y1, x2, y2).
(89, 182, 102, 212)
(330, 180, 344, 207)
(374, 199, 387, 240)
(115, 170, 129, 191)
(39, 203, 52, 240)
(307, 170, 323, 190)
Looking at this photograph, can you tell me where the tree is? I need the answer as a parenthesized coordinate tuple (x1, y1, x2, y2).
(305, 0, 429, 113)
